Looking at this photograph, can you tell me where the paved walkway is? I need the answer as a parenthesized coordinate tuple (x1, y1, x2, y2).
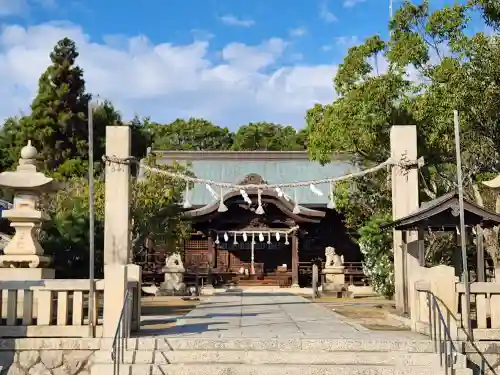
(146, 291, 425, 339)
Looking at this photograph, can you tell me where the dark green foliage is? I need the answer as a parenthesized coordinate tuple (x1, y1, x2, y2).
(306, 0, 500, 288)
(19, 38, 91, 178)
(151, 118, 233, 151)
(231, 122, 305, 151)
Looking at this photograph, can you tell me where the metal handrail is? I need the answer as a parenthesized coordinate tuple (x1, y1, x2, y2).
(111, 288, 133, 375)
(425, 291, 459, 375)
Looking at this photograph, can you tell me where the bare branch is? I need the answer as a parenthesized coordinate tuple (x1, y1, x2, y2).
(423, 187, 437, 199)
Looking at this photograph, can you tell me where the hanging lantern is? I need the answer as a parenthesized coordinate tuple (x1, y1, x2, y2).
(233, 232, 238, 245)
(215, 234, 220, 245)
(242, 232, 248, 242)
(275, 232, 280, 241)
(284, 233, 289, 245)
(259, 232, 264, 242)
(223, 232, 229, 242)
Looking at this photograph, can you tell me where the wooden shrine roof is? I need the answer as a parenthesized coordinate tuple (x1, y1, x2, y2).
(185, 187, 326, 224)
(380, 191, 500, 231)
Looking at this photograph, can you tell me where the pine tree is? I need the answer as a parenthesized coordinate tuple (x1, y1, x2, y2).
(20, 37, 91, 178)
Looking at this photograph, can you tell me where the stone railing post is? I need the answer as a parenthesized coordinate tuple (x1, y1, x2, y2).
(103, 264, 128, 337)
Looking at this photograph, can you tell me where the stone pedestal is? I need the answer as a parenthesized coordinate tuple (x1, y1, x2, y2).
(0, 268, 54, 280)
(322, 267, 345, 294)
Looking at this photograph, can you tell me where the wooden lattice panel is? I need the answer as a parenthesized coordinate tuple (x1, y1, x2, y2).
(184, 239, 208, 267)
(217, 249, 229, 269)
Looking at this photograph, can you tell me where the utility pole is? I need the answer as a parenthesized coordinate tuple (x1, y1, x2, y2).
(88, 100, 96, 338)
(389, 0, 393, 38)
(453, 110, 472, 340)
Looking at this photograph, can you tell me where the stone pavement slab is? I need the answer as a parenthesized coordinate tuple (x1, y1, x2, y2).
(145, 292, 425, 339)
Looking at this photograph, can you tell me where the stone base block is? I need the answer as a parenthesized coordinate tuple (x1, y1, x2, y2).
(0, 267, 55, 280)
(159, 283, 185, 293)
(322, 283, 347, 298)
(0, 254, 51, 269)
(156, 289, 187, 297)
(201, 286, 215, 296)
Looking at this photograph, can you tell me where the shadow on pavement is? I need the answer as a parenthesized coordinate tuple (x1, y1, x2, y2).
(140, 321, 228, 336)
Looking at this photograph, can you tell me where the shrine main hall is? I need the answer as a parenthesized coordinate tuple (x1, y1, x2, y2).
(152, 150, 360, 287)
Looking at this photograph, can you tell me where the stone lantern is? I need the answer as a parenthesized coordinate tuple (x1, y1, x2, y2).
(0, 141, 59, 280)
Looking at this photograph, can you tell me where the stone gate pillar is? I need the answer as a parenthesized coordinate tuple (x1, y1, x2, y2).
(104, 126, 132, 266)
(103, 125, 135, 337)
(391, 125, 420, 314)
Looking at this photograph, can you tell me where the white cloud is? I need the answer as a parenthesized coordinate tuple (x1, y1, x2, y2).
(0, 0, 55, 16)
(319, 2, 337, 23)
(289, 27, 307, 37)
(321, 36, 359, 53)
(335, 35, 360, 46)
(219, 14, 255, 28)
(343, 0, 367, 8)
(0, 0, 28, 16)
(0, 22, 338, 128)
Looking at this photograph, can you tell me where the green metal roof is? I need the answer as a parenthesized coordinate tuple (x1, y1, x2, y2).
(157, 151, 355, 206)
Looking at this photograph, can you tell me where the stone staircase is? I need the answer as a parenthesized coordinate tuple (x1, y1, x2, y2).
(90, 337, 472, 375)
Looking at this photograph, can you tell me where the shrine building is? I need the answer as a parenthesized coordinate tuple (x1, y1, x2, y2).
(150, 150, 361, 287)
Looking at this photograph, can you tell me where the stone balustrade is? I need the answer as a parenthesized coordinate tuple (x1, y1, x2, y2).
(411, 264, 500, 341)
(456, 282, 500, 341)
(0, 279, 140, 338)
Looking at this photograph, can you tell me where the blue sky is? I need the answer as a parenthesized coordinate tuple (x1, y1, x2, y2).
(0, 0, 481, 129)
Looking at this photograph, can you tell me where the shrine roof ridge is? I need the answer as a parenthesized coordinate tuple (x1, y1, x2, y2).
(380, 190, 500, 231)
(152, 150, 352, 161)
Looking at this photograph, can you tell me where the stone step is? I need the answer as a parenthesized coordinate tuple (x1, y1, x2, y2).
(93, 349, 467, 367)
(120, 338, 438, 352)
(90, 363, 473, 375)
